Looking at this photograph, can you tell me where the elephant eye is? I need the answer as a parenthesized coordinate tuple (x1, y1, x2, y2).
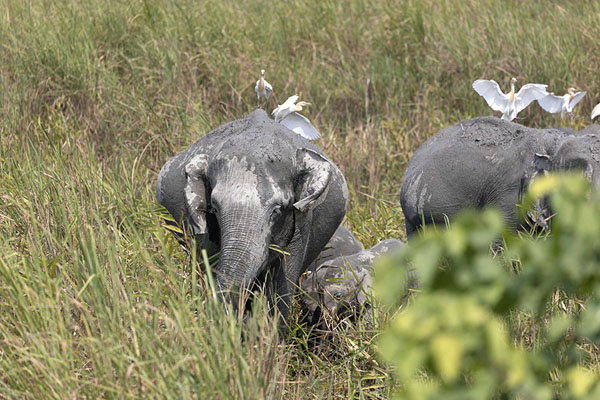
(209, 199, 220, 215)
(271, 204, 283, 218)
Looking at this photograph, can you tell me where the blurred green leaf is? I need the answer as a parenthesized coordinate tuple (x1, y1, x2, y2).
(377, 174, 600, 399)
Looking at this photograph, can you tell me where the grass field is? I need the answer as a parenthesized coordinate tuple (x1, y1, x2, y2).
(2, 0, 600, 398)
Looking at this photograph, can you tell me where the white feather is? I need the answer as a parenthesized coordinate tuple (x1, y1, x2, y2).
(569, 91, 586, 111)
(592, 103, 600, 121)
(514, 84, 549, 113)
(279, 112, 321, 140)
(472, 78, 547, 121)
(272, 95, 299, 121)
(539, 90, 586, 117)
(472, 80, 509, 112)
(254, 70, 272, 104)
(538, 93, 564, 114)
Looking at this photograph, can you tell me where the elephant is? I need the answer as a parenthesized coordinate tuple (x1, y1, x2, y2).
(401, 117, 600, 235)
(308, 224, 364, 271)
(156, 109, 348, 323)
(301, 239, 405, 328)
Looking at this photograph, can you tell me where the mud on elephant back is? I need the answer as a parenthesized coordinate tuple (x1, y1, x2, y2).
(401, 117, 600, 235)
(156, 109, 348, 326)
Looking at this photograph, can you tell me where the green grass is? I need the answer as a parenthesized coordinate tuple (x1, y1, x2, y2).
(1, 0, 600, 397)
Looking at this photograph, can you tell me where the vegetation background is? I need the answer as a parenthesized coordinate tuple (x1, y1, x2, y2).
(1, 0, 600, 398)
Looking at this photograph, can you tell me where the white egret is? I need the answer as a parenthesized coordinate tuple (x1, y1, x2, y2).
(591, 103, 600, 121)
(472, 77, 548, 121)
(272, 95, 321, 140)
(538, 88, 586, 118)
(254, 69, 272, 108)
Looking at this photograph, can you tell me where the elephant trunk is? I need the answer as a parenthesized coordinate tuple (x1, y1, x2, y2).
(215, 207, 270, 301)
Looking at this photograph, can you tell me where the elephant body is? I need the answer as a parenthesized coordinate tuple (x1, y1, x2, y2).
(308, 225, 363, 271)
(401, 117, 600, 234)
(301, 239, 405, 328)
(156, 109, 348, 322)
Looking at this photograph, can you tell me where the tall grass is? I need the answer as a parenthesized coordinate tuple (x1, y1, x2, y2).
(1, 0, 600, 397)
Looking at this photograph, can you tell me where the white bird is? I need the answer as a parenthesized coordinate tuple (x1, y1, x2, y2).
(272, 95, 321, 140)
(254, 69, 272, 108)
(473, 78, 548, 121)
(591, 103, 600, 121)
(538, 88, 586, 118)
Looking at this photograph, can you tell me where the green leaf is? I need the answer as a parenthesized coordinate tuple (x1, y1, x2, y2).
(430, 333, 463, 383)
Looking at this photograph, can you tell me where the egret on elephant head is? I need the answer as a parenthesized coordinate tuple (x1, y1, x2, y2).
(255, 69, 272, 108)
(272, 95, 321, 140)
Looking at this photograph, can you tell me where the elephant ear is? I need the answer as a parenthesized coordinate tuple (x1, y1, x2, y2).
(534, 153, 551, 173)
(554, 141, 594, 181)
(184, 154, 209, 235)
(294, 148, 332, 212)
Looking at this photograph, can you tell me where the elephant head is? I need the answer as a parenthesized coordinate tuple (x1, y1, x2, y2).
(182, 142, 334, 300)
(528, 135, 600, 229)
(534, 135, 600, 187)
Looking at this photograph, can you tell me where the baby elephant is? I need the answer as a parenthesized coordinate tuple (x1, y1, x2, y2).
(156, 109, 348, 324)
(308, 225, 364, 271)
(301, 239, 405, 328)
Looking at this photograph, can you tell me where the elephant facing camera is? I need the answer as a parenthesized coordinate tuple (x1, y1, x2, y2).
(156, 109, 348, 326)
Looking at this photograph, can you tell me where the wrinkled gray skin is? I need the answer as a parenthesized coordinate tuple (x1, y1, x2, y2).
(156, 110, 348, 323)
(308, 225, 363, 271)
(401, 117, 600, 235)
(301, 239, 405, 328)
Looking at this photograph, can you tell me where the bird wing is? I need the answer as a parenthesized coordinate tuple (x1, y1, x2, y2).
(272, 105, 289, 121)
(272, 95, 299, 120)
(472, 80, 509, 112)
(281, 95, 298, 108)
(515, 84, 548, 112)
(264, 80, 273, 96)
(592, 103, 600, 120)
(279, 112, 321, 140)
(264, 80, 272, 91)
(537, 93, 564, 114)
(568, 91, 586, 111)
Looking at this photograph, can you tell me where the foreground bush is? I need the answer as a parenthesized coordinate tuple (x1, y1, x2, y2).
(376, 174, 600, 399)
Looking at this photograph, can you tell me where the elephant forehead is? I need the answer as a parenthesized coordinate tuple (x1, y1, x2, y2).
(210, 154, 292, 205)
(218, 130, 297, 160)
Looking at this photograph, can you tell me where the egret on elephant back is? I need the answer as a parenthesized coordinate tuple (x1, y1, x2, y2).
(255, 69, 272, 108)
(272, 95, 321, 140)
(538, 88, 586, 118)
(472, 77, 548, 121)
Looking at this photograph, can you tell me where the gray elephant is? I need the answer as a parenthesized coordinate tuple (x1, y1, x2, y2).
(401, 117, 600, 235)
(308, 224, 364, 271)
(301, 239, 405, 328)
(156, 109, 348, 322)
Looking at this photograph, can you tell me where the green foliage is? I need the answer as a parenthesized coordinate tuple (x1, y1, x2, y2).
(376, 174, 600, 399)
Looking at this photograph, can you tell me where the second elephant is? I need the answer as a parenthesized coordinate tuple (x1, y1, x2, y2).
(401, 117, 600, 234)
